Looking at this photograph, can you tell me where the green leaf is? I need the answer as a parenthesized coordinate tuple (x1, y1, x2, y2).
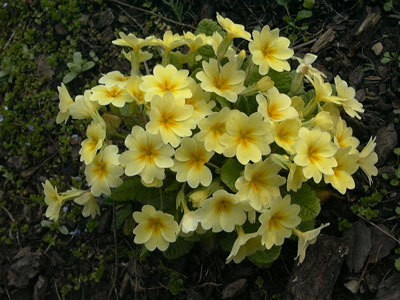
(197, 45, 215, 59)
(68, 63, 81, 73)
(58, 225, 69, 235)
(384, 0, 393, 12)
(110, 177, 142, 202)
(113, 204, 133, 230)
(290, 184, 321, 222)
(268, 70, 292, 94)
(277, 0, 290, 8)
(296, 10, 312, 21)
(220, 158, 244, 192)
(82, 61, 95, 72)
(163, 237, 194, 260)
(195, 19, 225, 37)
(72, 52, 82, 64)
(395, 258, 400, 271)
(303, 0, 315, 9)
(62, 72, 77, 84)
(248, 246, 281, 268)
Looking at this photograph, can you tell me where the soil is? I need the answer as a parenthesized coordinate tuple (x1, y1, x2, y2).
(1, 0, 400, 299)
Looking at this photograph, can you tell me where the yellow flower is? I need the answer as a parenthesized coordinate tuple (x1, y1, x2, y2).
(256, 87, 298, 122)
(42, 180, 65, 221)
(125, 76, 146, 105)
(333, 118, 360, 153)
(324, 147, 359, 194)
(185, 82, 215, 122)
(357, 137, 378, 184)
(74, 192, 100, 218)
(99, 71, 129, 88)
(183, 32, 209, 52)
(80, 121, 106, 165)
(308, 73, 343, 104)
(180, 210, 200, 234)
(293, 127, 338, 183)
(171, 137, 214, 188)
(235, 159, 285, 211)
(294, 53, 326, 78)
(334, 75, 364, 119)
(216, 12, 251, 41)
(206, 31, 236, 58)
(90, 84, 133, 108)
(85, 145, 124, 196)
(112, 32, 151, 51)
(272, 118, 302, 154)
(249, 25, 294, 74)
(150, 30, 186, 52)
(56, 83, 74, 124)
(312, 110, 334, 131)
(287, 162, 307, 192)
(69, 90, 100, 120)
(119, 126, 174, 185)
(196, 58, 245, 103)
(221, 111, 273, 165)
(226, 230, 263, 263)
(197, 190, 247, 232)
(132, 205, 180, 251)
(196, 107, 231, 154)
(140, 64, 193, 102)
(293, 223, 329, 264)
(258, 195, 301, 249)
(146, 93, 195, 147)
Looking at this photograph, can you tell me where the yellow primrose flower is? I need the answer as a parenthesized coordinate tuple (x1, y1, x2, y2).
(140, 64, 193, 102)
(146, 93, 195, 147)
(196, 107, 231, 154)
(188, 180, 222, 208)
(293, 223, 329, 264)
(324, 147, 359, 194)
(334, 75, 364, 119)
(150, 30, 186, 52)
(197, 190, 247, 232)
(180, 210, 200, 234)
(185, 82, 215, 122)
(235, 158, 285, 211)
(287, 162, 307, 192)
(120, 126, 174, 185)
(42, 180, 65, 221)
(56, 83, 74, 124)
(226, 230, 263, 264)
(258, 195, 301, 249)
(74, 192, 100, 218)
(99, 71, 129, 88)
(196, 58, 246, 103)
(85, 145, 124, 197)
(294, 53, 326, 78)
(249, 25, 294, 74)
(80, 121, 106, 165)
(90, 84, 133, 108)
(308, 73, 343, 104)
(206, 31, 236, 58)
(293, 127, 338, 183)
(216, 12, 251, 41)
(272, 118, 302, 154)
(256, 87, 298, 122)
(171, 137, 214, 188)
(312, 110, 334, 131)
(221, 111, 273, 165)
(125, 76, 146, 105)
(357, 137, 378, 184)
(69, 90, 100, 120)
(132, 205, 180, 251)
(256, 76, 275, 93)
(112, 32, 151, 51)
(333, 118, 360, 153)
(183, 32, 209, 52)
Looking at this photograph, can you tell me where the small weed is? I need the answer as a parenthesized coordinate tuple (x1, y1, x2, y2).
(63, 51, 96, 84)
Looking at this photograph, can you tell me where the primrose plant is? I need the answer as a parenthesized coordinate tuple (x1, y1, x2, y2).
(43, 13, 378, 265)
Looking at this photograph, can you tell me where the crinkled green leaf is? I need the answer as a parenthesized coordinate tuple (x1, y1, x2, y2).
(268, 70, 292, 94)
(113, 204, 133, 230)
(163, 237, 194, 260)
(220, 158, 244, 192)
(110, 177, 142, 202)
(290, 184, 321, 222)
(303, 0, 315, 9)
(197, 45, 215, 59)
(296, 10, 313, 21)
(195, 19, 225, 37)
(248, 246, 281, 268)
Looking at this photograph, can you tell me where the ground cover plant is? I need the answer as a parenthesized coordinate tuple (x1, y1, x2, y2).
(1, 0, 400, 299)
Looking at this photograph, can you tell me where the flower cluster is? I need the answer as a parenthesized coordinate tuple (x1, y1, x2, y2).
(44, 14, 378, 264)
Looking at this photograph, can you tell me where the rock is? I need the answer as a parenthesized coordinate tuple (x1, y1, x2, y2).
(222, 278, 248, 299)
(375, 123, 398, 165)
(376, 273, 400, 300)
(371, 42, 383, 56)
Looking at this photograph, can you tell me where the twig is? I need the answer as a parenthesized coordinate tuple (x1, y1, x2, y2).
(1, 206, 15, 222)
(54, 281, 62, 300)
(116, 4, 145, 33)
(292, 38, 318, 50)
(110, 0, 196, 30)
(358, 215, 400, 245)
